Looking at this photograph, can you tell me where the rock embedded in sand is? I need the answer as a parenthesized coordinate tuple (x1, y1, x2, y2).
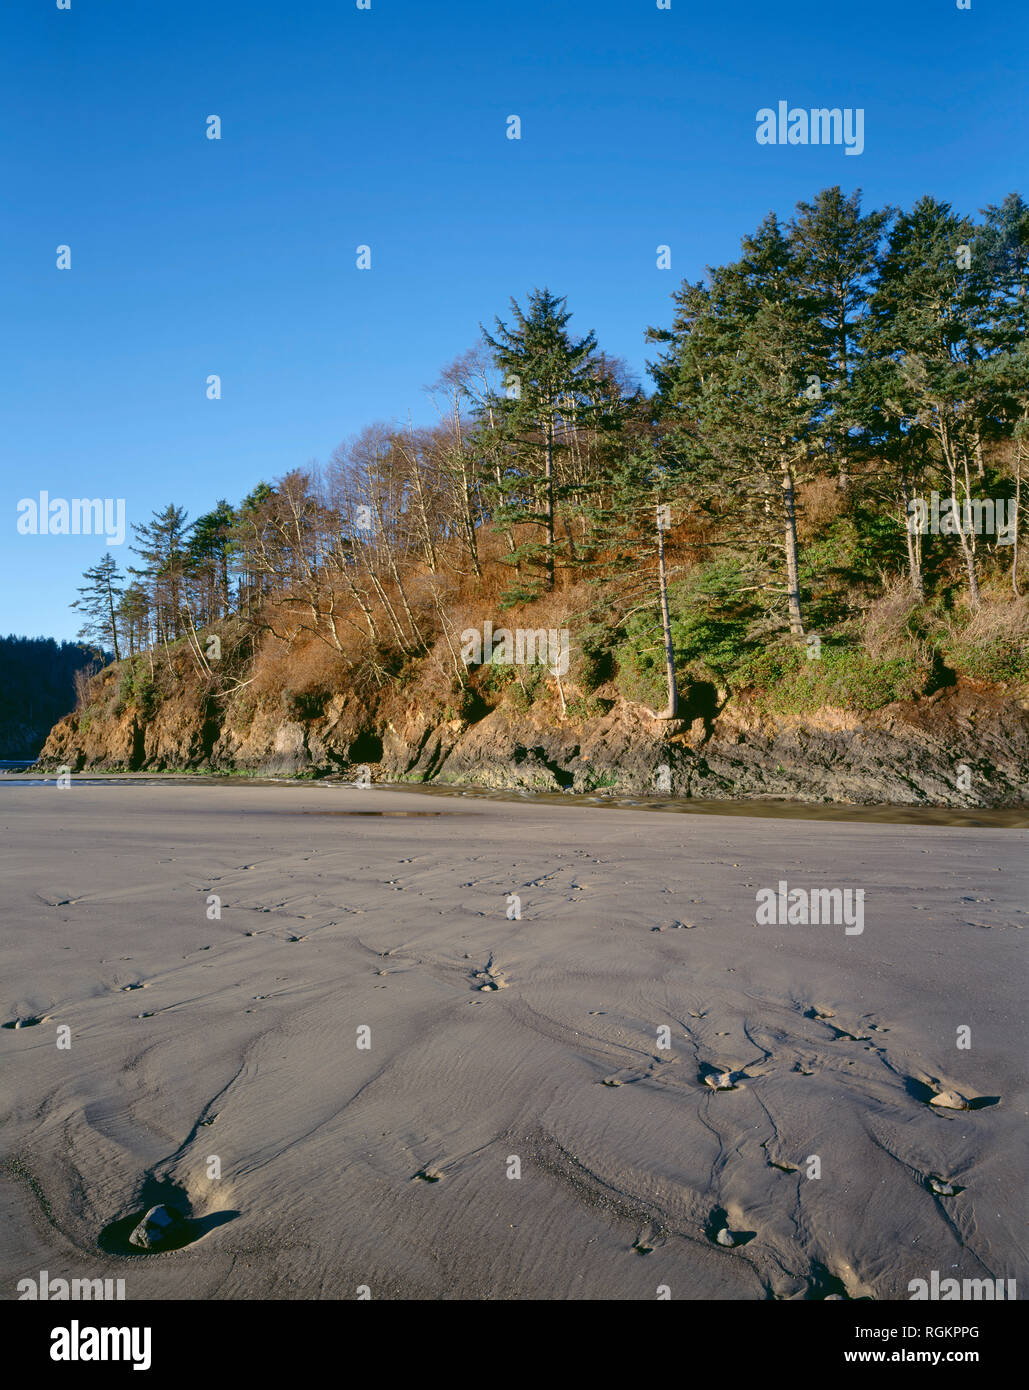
(929, 1090, 969, 1111)
(928, 1176, 960, 1196)
(716, 1228, 739, 1247)
(129, 1203, 187, 1249)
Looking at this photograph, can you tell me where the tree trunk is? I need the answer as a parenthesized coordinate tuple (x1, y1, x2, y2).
(781, 461, 805, 636)
(336, 553, 379, 642)
(406, 424, 438, 572)
(456, 434, 481, 578)
(974, 432, 986, 482)
(1013, 435, 1024, 598)
(367, 570, 409, 651)
(544, 420, 555, 591)
(942, 428, 980, 611)
(106, 580, 121, 662)
(650, 501, 680, 720)
(836, 316, 849, 490)
(900, 471, 924, 598)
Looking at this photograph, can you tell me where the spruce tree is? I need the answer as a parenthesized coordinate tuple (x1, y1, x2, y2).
(788, 186, 891, 488)
(188, 499, 236, 621)
(130, 504, 191, 640)
(479, 288, 599, 598)
(862, 197, 994, 608)
(651, 214, 829, 636)
(72, 553, 123, 660)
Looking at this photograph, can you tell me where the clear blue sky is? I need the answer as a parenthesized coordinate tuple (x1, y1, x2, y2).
(1, 0, 1024, 642)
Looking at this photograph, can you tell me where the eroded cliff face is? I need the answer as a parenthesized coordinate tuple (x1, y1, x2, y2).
(35, 677, 1029, 807)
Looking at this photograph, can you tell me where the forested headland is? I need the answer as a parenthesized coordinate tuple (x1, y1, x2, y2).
(46, 188, 1029, 800)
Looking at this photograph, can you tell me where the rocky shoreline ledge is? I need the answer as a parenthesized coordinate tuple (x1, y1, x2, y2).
(35, 677, 1029, 808)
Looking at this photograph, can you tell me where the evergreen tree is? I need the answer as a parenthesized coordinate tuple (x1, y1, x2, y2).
(233, 484, 274, 615)
(71, 553, 123, 660)
(479, 288, 600, 598)
(188, 499, 236, 621)
(862, 197, 994, 608)
(977, 192, 1029, 350)
(130, 504, 192, 640)
(788, 186, 891, 488)
(53, 188, 1029, 697)
(651, 215, 829, 636)
(116, 581, 151, 657)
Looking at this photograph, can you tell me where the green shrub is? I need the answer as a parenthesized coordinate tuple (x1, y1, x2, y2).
(118, 659, 158, 721)
(737, 642, 927, 713)
(480, 661, 517, 696)
(565, 695, 613, 720)
(573, 642, 613, 692)
(613, 631, 670, 709)
(505, 664, 548, 710)
(944, 635, 1029, 683)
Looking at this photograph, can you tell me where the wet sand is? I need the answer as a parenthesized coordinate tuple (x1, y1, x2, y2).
(1, 781, 1025, 1299)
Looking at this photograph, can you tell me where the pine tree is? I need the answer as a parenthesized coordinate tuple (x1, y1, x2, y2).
(976, 194, 1029, 593)
(479, 288, 599, 598)
(116, 581, 151, 657)
(788, 186, 891, 488)
(130, 504, 192, 640)
(862, 197, 994, 608)
(71, 553, 123, 660)
(652, 215, 829, 636)
(188, 500, 236, 621)
(233, 484, 274, 615)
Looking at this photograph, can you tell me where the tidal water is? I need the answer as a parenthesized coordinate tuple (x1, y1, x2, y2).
(2, 770, 1026, 827)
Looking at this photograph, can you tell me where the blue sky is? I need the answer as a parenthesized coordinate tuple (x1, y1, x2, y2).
(1, 0, 1024, 641)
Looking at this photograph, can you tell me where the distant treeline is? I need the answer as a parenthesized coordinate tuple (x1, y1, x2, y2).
(0, 635, 105, 758)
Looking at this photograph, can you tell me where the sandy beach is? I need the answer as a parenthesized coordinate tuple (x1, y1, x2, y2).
(1, 780, 1025, 1300)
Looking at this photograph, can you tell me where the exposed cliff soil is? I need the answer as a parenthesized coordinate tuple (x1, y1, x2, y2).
(36, 663, 1029, 807)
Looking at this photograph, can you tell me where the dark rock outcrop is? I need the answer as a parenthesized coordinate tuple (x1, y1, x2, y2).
(35, 676, 1029, 807)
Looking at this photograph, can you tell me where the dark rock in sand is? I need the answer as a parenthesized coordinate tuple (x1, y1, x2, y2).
(129, 1204, 187, 1249)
